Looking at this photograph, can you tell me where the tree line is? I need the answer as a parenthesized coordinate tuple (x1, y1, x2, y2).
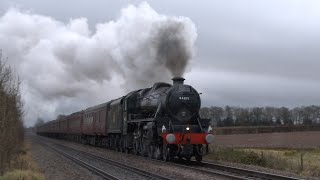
(0, 51, 24, 175)
(200, 105, 320, 127)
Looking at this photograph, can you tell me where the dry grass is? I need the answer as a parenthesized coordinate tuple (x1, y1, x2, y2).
(300, 150, 320, 176)
(243, 148, 320, 177)
(0, 141, 45, 180)
(205, 147, 320, 177)
(0, 170, 44, 180)
(205, 147, 266, 166)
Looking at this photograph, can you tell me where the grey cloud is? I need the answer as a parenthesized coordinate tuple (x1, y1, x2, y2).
(185, 68, 320, 108)
(0, 2, 197, 126)
(1, 0, 320, 126)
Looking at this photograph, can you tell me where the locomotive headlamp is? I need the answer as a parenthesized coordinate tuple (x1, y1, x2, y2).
(186, 127, 190, 131)
(162, 125, 166, 133)
(208, 125, 213, 133)
(166, 134, 176, 144)
(205, 134, 214, 144)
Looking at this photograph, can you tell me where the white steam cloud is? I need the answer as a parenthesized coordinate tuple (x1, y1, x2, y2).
(0, 2, 197, 126)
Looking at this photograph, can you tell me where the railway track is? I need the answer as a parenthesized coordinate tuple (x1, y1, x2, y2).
(55, 144, 171, 180)
(108, 147, 304, 180)
(39, 141, 118, 180)
(174, 159, 304, 180)
(197, 161, 303, 180)
(38, 139, 170, 180)
(37, 136, 305, 180)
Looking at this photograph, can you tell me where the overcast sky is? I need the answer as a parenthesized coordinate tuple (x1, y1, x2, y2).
(1, 0, 320, 126)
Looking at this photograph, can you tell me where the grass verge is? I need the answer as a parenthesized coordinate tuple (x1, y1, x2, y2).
(205, 146, 320, 177)
(0, 141, 45, 180)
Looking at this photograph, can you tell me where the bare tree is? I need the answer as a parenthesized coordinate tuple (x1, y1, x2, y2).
(201, 105, 320, 127)
(0, 50, 24, 175)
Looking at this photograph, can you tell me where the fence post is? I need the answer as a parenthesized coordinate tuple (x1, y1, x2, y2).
(300, 152, 304, 171)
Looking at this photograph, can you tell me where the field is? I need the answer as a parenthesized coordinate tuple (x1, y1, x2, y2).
(207, 131, 320, 177)
(213, 124, 320, 135)
(206, 147, 320, 177)
(214, 131, 320, 148)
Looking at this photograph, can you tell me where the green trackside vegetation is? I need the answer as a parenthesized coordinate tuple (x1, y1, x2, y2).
(205, 147, 320, 177)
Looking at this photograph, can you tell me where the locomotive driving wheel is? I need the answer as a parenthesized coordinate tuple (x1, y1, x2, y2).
(148, 145, 155, 159)
(196, 156, 202, 162)
(153, 145, 162, 160)
(139, 137, 148, 156)
(195, 145, 203, 162)
(163, 145, 171, 162)
(147, 144, 161, 159)
(133, 137, 140, 155)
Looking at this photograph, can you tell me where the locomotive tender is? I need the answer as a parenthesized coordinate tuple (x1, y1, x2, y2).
(36, 77, 214, 162)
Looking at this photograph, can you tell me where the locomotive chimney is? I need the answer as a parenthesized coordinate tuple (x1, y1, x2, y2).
(172, 77, 185, 85)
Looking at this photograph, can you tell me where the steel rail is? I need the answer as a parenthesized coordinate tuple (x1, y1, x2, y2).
(198, 161, 304, 180)
(103, 148, 304, 180)
(36, 136, 305, 180)
(40, 141, 119, 180)
(56, 144, 171, 180)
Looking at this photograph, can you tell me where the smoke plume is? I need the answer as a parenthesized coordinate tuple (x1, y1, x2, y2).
(153, 20, 194, 77)
(0, 2, 197, 126)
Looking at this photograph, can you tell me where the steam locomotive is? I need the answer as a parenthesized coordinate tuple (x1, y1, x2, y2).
(36, 77, 214, 162)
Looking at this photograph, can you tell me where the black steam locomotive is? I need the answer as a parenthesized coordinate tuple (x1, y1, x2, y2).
(36, 77, 214, 162)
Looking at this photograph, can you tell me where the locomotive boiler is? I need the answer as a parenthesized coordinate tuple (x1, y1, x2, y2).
(125, 77, 213, 161)
(36, 77, 214, 162)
